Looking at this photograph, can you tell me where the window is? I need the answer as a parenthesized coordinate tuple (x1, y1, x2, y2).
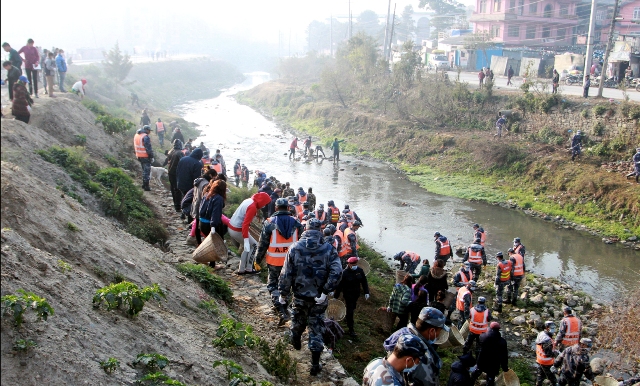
(542, 26, 551, 38)
(543, 4, 553, 17)
(492, 25, 502, 38)
(560, 5, 569, 16)
(557, 28, 566, 40)
(494, 0, 502, 12)
(508, 25, 520, 37)
(480, 0, 487, 13)
(529, 1, 537, 14)
(526, 25, 536, 39)
(633, 7, 640, 20)
(518, 0, 524, 15)
(596, 10, 605, 20)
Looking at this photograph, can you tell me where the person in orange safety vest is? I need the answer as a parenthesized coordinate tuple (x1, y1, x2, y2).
(473, 224, 487, 247)
(133, 125, 154, 191)
(327, 200, 341, 226)
(434, 232, 453, 262)
(456, 280, 477, 329)
(493, 252, 512, 313)
(392, 250, 421, 274)
(462, 296, 492, 356)
(507, 247, 526, 305)
(555, 306, 582, 351)
(536, 321, 558, 386)
(463, 238, 487, 281)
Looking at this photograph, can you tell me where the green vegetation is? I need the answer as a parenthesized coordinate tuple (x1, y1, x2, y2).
(13, 339, 37, 352)
(258, 339, 298, 382)
(66, 222, 80, 232)
(133, 353, 169, 371)
(37, 146, 168, 243)
(176, 263, 233, 303)
(99, 357, 120, 373)
(138, 372, 187, 386)
(510, 357, 535, 386)
(57, 259, 73, 273)
(212, 360, 273, 386)
(1, 289, 54, 328)
(92, 281, 166, 317)
(197, 299, 219, 315)
(212, 317, 260, 350)
(213, 359, 244, 380)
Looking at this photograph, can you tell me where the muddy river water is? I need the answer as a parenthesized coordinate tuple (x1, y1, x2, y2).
(176, 72, 638, 301)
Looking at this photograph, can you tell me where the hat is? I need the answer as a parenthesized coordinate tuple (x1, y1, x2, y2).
(81, 78, 87, 85)
(318, 204, 325, 209)
(508, 248, 515, 253)
(473, 223, 479, 228)
(434, 232, 441, 237)
(468, 280, 477, 291)
(352, 220, 363, 227)
(274, 188, 282, 193)
(544, 321, 556, 328)
(463, 261, 471, 268)
(580, 338, 592, 347)
(395, 334, 428, 357)
(142, 125, 151, 131)
(490, 322, 501, 330)
(513, 237, 521, 243)
(344, 204, 350, 209)
(457, 352, 476, 368)
(275, 198, 288, 208)
(478, 296, 486, 304)
(18, 75, 28, 83)
(496, 252, 504, 258)
(563, 306, 572, 314)
(418, 307, 450, 332)
(347, 256, 359, 264)
(306, 218, 322, 230)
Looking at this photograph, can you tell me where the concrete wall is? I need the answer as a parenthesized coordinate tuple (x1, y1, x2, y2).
(491, 56, 521, 76)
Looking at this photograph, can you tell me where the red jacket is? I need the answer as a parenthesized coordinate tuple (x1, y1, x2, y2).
(229, 192, 271, 238)
(18, 46, 40, 70)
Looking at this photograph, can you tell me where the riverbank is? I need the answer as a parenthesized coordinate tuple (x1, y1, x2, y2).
(235, 80, 640, 244)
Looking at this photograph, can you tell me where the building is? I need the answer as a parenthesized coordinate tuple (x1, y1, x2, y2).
(600, 0, 640, 44)
(469, 0, 581, 47)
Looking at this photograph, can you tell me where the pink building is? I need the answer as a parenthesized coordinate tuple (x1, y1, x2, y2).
(469, 0, 581, 46)
(600, 0, 640, 44)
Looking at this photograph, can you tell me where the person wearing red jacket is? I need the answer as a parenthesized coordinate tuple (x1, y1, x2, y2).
(18, 39, 40, 97)
(228, 192, 272, 275)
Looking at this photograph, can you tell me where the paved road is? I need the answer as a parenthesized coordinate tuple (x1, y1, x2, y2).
(445, 71, 640, 102)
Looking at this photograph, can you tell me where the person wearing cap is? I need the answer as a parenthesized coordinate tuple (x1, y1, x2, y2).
(241, 164, 250, 187)
(536, 321, 559, 386)
(555, 306, 582, 351)
(472, 224, 487, 247)
(307, 187, 316, 211)
(426, 259, 449, 305)
(512, 237, 526, 257)
(186, 169, 218, 245)
(3, 60, 22, 102)
(134, 125, 155, 191)
(364, 334, 428, 386)
(383, 307, 450, 386)
(341, 219, 362, 260)
(153, 118, 165, 148)
(70, 78, 87, 100)
(434, 232, 453, 262)
(393, 251, 421, 274)
(140, 109, 151, 127)
(493, 252, 512, 313)
(10, 75, 33, 124)
(453, 262, 473, 288)
(343, 204, 362, 225)
(233, 159, 242, 186)
(296, 187, 307, 204)
(507, 247, 526, 305)
(313, 203, 327, 225)
(570, 130, 583, 161)
(626, 148, 640, 183)
(463, 238, 486, 280)
(291, 197, 304, 221)
(163, 139, 185, 212)
(554, 338, 594, 386)
(447, 352, 476, 386)
(455, 280, 477, 328)
(283, 182, 295, 198)
(171, 127, 184, 145)
(327, 200, 341, 226)
(462, 296, 492, 356)
(289, 136, 300, 160)
(267, 188, 282, 217)
(471, 322, 509, 386)
(255, 197, 305, 326)
(301, 202, 311, 220)
(229, 192, 272, 275)
(334, 256, 370, 337)
(176, 148, 204, 195)
(278, 218, 342, 376)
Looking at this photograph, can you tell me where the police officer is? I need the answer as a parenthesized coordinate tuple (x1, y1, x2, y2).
(283, 182, 295, 198)
(363, 334, 428, 386)
(314, 203, 328, 226)
(453, 262, 473, 288)
(462, 296, 492, 356)
(555, 306, 582, 351)
(472, 224, 487, 247)
(494, 252, 512, 313)
(456, 280, 477, 329)
(571, 130, 583, 161)
(278, 218, 342, 376)
(393, 251, 421, 274)
(463, 238, 486, 280)
(554, 338, 594, 386)
(471, 322, 509, 386)
(133, 125, 154, 191)
(255, 198, 305, 326)
(434, 232, 453, 262)
(536, 321, 558, 386)
(334, 256, 370, 337)
(507, 247, 525, 305)
(327, 200, 341, 227)
(512, 237, 526, 257)
(342, 219, 362, 259)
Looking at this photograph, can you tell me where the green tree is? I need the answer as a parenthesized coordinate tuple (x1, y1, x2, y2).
(354, 10, 384, 43)
(102, 42, 133, 91)
(396, 5, 416, 43)
(419, 0, 466, 38)
(393, 41, 422, 89)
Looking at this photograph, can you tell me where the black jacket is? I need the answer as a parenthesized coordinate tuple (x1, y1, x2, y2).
(6, 65, 22, 83)
(447, 360, 474, 386)
(426, 267, 449, 297)
(165, 147, 184, 176)
(176, 148, 203, 192)
(476, 329, 509, 375)
(172, 131, 184, 144)
(334, 266, 369, 300)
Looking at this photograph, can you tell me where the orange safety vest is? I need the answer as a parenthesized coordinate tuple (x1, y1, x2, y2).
(211, 162, 222, 174)
(468, 247, 483, 265)
(134, 133, 149, 158)
(438, 238, 451, 256)
(498, 260, 512, 282)
(235, 166, 241, 176)
(156, 122, 165, 132)
(479, 231, 486, 247)
(265, 221, 298, 267)
(405, 251, 420, 262)
(561, 317, 581, 346)
(456, 287, 471, 311)
(330, 207, 341, 223)
(458, 269, 472, 285)
(536, 344, 554, 366)
(469, 308, 489, 334)
(298, 194, 307, 203)
(514, 244, 524, 255)
(341, 228, 360, 257)
(511, 253, 524, 277)
(314, 210, 326, 222)
(294, 204, 304, 220)
(334, 229, 345, 256)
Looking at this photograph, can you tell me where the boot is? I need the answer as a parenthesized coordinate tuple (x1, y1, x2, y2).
(290, 332, 301, 350)
(493, 303, 502, 313)
(143, 181, 151, 191)
(277, 304, 290, 327)
(310, 351, 323, 376)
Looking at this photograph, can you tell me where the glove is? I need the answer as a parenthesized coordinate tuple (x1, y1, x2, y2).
(278, 295, 287, 305)
(550, 366, 557, 374)
(328, 292, 334, 297)
(151, 158, 155, 164)
(243, 238, 250, 252)
(314, 293, 327, 304)
(364, 294, 370, 301)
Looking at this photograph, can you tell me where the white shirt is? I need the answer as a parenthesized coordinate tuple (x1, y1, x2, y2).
(71, 81, 84, 95)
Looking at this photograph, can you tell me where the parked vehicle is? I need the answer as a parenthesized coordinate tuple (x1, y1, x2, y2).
(428, 55, 450, 71)
(565, 73, 583, 85)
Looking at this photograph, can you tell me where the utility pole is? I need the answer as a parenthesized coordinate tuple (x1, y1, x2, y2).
(349, 0, 352, 39)
(289, 29, 291, 57)
(330, 14, 333, 57)
(383, 0, 392, 58)
(583, 0, 597, 89)
(598, 0, 620, 98)
(388, 4, 397, 62)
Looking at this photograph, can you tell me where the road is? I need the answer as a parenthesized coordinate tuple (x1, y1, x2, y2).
(445, 71, 640, 102)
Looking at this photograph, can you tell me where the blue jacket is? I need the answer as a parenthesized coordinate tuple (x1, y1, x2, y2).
(55, 54, 67, 72)
(176, 148, 203, 192)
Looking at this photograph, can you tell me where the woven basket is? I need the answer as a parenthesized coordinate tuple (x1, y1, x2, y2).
(459, 320, 470, 339)
(594, 376, 619, 386)
(249, 221, 262, 242)
(358, 259, 371, 276)
(443, 288, 458, 309)
(496, 369, 520, 386)
(376, 308, 397, 331)
(521, 275, 528, 288)
(192, 233, 227, 263)
(448, 324, 464, 346)
(326, 298, 346, 321)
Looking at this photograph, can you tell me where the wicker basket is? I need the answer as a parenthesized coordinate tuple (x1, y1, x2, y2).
(358, 259, 371, 276)
(459, 320, 470, 339)
(496, 369, 520, 386)
(376, 308, 397, 331)
(326, 298, 346, 321)
(443, 288, 458, 309)
(192, 233, 228, 263)
(594, 376, 619, 386)
(249, 221, 262, 242)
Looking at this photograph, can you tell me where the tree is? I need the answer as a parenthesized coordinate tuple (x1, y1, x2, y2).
(393, 41, 422, 89)
(418, 0, 466, 38)
(103, 42, 133, 91)
(396, 5, 416, 43)
(354, 10, 384, 43)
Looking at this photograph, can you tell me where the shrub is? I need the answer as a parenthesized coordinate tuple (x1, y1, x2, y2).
(95, 115, 135, 135)
(74, 134, 87, 146)
(100, 357, 120, 373)
(13, 338, 37, 352)
(82, 99, 108, 115)
(198, 299, 219, 315)
(138, 372, 187, 386)
(591, 121, 605, 136)
(92, 281, 166, 317)
(536, 126, 564, 145)
(57, 259, 73, 273)
(177, 263, 233, 303)
(593, 288, 639, 366)
(66, 222, 80, 232)
(592, 105, 607, 116)
(133, 353, 169, 371)
(212, 317, 260, 350)
(1, 289, 55, 328)
(258, 339, 298, 382)
(580, 109, 589, 119)
(213, 359, 244, 380)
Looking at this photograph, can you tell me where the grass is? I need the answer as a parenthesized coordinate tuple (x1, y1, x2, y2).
(510, 357, 535, 386)
(176, 263, 233, 303)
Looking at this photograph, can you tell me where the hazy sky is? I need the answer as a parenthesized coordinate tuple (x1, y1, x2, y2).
(1, 0, 475, 52)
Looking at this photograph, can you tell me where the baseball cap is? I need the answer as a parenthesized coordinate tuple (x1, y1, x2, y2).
(347, 256, 359, 264)
(418, 307, 450, 332)
(490, 322, 501, 330)
(18, 75, 28, 83)
(306, 218, 322, 230)
(395, 334, 428, 357)
(580, 338, 592, 347)
(468, 280, 478, 291)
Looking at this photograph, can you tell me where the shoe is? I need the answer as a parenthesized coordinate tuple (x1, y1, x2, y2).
(35, 94, 39, 98)
(291, 333, 302, 350)
(235, 271, 246, 276)
(310, 351, 322, 375)
(244, 270, 260, 275)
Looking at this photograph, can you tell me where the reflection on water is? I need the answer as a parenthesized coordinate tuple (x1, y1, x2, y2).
(175, 72, 639, 301)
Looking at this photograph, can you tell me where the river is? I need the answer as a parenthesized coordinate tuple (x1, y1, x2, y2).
(176, 72, 638, 301)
